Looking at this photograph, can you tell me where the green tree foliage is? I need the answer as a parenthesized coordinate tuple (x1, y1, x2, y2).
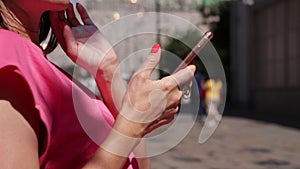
(161, 1, 230, 80)
(160, 31, 206, 78)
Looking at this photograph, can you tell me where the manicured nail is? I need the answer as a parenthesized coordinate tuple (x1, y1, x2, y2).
(151, 43, 160, 53)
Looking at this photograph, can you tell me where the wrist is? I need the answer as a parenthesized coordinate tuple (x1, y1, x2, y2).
(94, 52, 119, 79)
(114, 114, 144, 138)
(101, 122, 142, 157)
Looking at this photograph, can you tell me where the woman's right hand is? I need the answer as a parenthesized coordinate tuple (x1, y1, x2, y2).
(114, 44, 196, 138)
(84, 45, 195, 168)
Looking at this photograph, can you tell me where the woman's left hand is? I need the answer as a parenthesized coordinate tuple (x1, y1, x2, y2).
(50, 3, 126, 119)
(49, 3, 118, 76)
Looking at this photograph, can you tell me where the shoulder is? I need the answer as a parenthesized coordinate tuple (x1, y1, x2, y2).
(0, 29, 27, 59)
(0, 29, 45, 68)
(0, 29, 25, 46)
(0, 29, 42, 57)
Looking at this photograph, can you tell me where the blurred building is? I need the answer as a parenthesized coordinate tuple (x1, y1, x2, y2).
(230, 0, 300, 113)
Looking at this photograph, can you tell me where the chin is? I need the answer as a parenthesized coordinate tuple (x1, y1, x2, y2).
(42, 0, 71, 11)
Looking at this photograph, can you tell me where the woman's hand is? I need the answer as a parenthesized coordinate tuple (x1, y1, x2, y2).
(49, 3, 126, 118)
(49, 3, 117, 76)
(100, 44, 195, 159)
(114, 44, 196, 138)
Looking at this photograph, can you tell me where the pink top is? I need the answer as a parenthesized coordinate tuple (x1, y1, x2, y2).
(0, 29, 137, 169)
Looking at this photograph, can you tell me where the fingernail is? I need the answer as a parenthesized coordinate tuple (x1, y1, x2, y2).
(151, 43, 160, 53)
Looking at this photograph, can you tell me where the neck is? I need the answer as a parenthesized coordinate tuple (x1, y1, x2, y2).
(1, 0, 43, 44)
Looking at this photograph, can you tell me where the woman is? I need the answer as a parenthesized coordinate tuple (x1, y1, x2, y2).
(0, 0, 195, 168)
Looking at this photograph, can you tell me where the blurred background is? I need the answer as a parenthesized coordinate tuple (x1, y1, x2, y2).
(48, 0, 300, 168)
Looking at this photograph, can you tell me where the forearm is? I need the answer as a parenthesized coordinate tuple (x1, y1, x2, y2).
(82, 115, 142, 169)
(95, 70, 126, 119)
(82, 137, 150, 169)
(93, 51, 151, 169)
(94, 54, 126, 119)
(82, 147, 129, 169)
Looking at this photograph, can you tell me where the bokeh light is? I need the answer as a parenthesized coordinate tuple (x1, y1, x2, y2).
(113, 12, 121, 20)
(130, 0, 138, 4)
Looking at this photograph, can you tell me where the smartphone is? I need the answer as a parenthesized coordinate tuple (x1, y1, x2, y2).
(173, 31, 213, 73)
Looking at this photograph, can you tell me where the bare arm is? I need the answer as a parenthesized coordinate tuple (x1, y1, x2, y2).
(50, 4, 150, 167)
(0, 100, 128, 169)
(50, 3, 124, 118)
(49, 3, 195, 168)
(0, 50, 195, 169)
(0, 100, 39, 169)
(82, 46, 195, 168)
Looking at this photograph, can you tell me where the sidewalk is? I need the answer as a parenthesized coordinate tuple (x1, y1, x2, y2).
(150, 115, 300, 169)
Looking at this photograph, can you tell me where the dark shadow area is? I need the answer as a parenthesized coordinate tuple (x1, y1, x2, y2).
(224, 105, 300, 129)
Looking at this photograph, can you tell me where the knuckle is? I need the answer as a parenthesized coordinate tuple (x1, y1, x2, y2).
(132, 71, 141, 78)
(171, 91, 181, 101)
(162, 79, 175, 91)
(168, 92, 181, 107)
(176, 90, 183, 100)
(146, 55, 158, 65)
(131, 73, 146, 84)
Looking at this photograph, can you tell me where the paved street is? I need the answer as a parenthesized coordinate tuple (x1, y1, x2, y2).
(150, 115, 300, 169)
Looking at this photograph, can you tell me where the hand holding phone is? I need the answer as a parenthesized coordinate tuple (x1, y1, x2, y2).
(173, 31, 213, 73)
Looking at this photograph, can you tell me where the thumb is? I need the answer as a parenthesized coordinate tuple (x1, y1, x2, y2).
(138, 44, 161, 78)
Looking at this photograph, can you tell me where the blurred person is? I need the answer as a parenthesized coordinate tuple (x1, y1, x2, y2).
(194, 70, 206, 115)
(204, 78, 223, 126)
(0, 1, 195, 169)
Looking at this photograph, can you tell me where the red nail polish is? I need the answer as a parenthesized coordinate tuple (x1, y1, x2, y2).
(151, 44, 160, 53)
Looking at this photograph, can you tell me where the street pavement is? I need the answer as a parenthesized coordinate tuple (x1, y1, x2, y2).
(149, 115, 300, 169)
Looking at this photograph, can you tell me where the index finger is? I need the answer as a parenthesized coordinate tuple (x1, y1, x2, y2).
(76, 3, 94, 25)
(165, 65, 196, 88)
(66, 3, 80, 26)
